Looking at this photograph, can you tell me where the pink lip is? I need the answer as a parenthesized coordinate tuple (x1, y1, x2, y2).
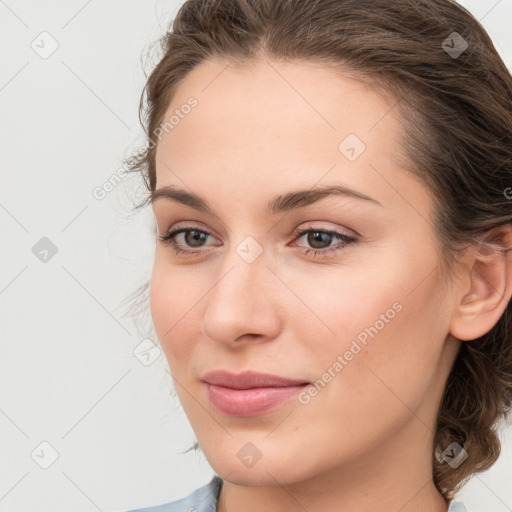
(202, 370, 310, 417)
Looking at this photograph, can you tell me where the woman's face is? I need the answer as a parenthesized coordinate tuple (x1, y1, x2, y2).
(150, 57, 462, 486)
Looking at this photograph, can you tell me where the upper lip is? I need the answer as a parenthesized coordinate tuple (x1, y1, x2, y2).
(201, 370, 309, 389)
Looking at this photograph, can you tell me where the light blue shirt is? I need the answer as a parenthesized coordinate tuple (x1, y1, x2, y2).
(126, 475, 470, 511)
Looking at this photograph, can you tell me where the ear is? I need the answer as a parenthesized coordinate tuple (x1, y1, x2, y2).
(450, 224, 512, 341)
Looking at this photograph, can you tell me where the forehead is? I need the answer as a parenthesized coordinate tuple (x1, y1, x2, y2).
(157, 57, 397, 152)
(153, 57, 426, 214)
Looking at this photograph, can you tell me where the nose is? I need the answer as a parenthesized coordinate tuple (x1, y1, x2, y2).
(201, 246, 282, 347)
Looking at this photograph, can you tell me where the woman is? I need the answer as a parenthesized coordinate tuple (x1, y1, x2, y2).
(124, 0, 512, 510)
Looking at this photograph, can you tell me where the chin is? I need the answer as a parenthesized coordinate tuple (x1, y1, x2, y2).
(203, 443, 311, 487)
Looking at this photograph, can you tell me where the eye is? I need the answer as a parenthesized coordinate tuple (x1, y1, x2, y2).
(158, 225, 219, 255)
(292, 226, 357, 257)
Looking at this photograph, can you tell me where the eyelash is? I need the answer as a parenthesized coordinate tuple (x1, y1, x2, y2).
(158, 225, 357, 258)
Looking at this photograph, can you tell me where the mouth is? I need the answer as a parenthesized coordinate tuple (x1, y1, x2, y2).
(201, 370, 311, 417)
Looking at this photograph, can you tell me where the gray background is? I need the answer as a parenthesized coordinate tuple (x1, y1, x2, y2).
(1, 1, 511, 511)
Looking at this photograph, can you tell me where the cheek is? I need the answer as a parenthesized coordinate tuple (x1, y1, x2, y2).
(149, 258, 201, 369)
(278, 261, 404, 351)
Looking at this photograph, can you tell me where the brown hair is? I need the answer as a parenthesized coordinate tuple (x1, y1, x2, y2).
(124, 0, 512, 500)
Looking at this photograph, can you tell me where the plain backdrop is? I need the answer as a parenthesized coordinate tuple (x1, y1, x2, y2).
(1, 1, 511, 511)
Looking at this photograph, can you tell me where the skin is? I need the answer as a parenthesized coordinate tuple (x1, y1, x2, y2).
(149, 56, 512, 512)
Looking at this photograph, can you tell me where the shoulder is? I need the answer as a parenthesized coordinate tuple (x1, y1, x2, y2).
(125, 475, 223, 512)
(448, 499, 470, 512)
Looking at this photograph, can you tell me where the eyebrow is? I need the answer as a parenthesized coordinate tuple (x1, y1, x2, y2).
(151, 184, 382, 215)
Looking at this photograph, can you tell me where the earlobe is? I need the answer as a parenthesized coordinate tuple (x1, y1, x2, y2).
(450, 225, 512, 342)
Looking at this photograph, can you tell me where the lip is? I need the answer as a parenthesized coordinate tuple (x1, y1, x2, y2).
(201, 370, 310, 417)
(201, 370, 309, 389)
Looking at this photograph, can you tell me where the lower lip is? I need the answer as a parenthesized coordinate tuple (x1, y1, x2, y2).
(205, 383, 309, 417)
